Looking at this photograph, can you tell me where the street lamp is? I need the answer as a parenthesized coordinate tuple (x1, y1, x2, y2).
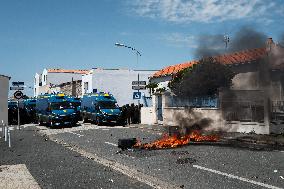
(115, 42, 142, 105)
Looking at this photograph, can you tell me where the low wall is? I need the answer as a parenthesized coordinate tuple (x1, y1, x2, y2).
(163, 107, 224, 131)
(141, 107, 157, 125)
(226, 121, 269, 134)
(162, 107, 273, 134)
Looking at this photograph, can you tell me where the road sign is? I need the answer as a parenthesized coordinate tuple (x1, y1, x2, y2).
(132, 81, 146, 86)
(14, 91, 23, 99)
(10, 86, 24, 90)
(12, 82, 24, 86)
(133, 92, 141, 100)
(132, 85, 146, 90)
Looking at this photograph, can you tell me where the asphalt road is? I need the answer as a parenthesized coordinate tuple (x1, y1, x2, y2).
(1, 123, 284, 189)
(0, 125, 152, 189)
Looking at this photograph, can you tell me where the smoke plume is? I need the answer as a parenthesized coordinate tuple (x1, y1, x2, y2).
(194, 26, 267, 59)
(228, 27, 267, 52)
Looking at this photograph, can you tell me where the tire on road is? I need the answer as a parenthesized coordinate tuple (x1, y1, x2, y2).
(96, 117, 102, 126)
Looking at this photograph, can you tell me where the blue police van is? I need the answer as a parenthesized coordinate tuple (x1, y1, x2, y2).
(36, 94, 78, 127)
(67, 96, 82, 121)
(23, 99, 37, 123)
(81, 92, 121, 125)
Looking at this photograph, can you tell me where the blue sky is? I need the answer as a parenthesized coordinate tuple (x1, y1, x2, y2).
(1, 0, 284, 96)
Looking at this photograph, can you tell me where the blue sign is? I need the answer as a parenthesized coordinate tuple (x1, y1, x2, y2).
(133, 92, 141, 100)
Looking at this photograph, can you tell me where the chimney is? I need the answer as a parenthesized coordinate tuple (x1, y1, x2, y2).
(266, 37, 274, 52)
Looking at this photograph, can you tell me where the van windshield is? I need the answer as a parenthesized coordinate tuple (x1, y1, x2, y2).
(50, 101, 73, 110)
(98, 101, 116, 109)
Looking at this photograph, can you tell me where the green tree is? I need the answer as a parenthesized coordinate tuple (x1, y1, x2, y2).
(169, 59, 235, 97)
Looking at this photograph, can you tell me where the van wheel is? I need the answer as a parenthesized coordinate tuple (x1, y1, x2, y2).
(38, 117, 43, 126)
(83, 115, 88, 123)
(49, 120, 54, 128)
(96, 117, 102, 126)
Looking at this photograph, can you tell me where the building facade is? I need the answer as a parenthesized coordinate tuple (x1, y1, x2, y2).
(142, 38, 284, 134)
(34, 69, 88, 97)
(0, 74, 10, 125)
(82, 68, 157, 106)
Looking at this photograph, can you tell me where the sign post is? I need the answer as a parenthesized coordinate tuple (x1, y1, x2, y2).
(11, 81, 25, 130)
(132, 78, 146, 105)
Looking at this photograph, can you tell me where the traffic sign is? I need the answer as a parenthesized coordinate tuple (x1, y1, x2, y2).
(12, 82, 24, 86)
(10, 86, 24, 90)
(132, 81, 146, 86)
(132, 85, 146, 90)
(14, 91, 23, 99)
(133, 92, 141, 100)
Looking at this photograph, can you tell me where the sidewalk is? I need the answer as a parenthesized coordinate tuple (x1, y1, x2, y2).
(0, 126, 151, 189)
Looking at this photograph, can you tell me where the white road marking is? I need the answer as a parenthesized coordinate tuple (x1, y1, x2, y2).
(0, 127, 14, 132)
(68, 131, 84, 137)
(0, 164, 41, 189)
(105, 142, 118, 147)
(54, 140, 179, 189)
(102, 129, 109, 131)
(193, 165, 282, 189)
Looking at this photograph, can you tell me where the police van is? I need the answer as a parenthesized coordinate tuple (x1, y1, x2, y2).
(36, 94, 78, 127)
(81, 92, 121, 125)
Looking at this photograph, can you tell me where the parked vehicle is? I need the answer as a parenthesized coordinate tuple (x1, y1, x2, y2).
(8, 100, 18, 125)
(21, 99, 37, 124)
(81, 92, 121, 125)
(36, 94, 78, 127)
(67, 96, 82, 121)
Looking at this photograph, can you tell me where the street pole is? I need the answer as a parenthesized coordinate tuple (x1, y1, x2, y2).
(115, 42, 142, 106)
(137, 52, 140, 106)
(18, 100, 20, 130)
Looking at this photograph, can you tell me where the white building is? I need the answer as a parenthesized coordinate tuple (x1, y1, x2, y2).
(82, 68, 157, 106)
(34, 69, 88, 97)
(0, 74, 10, 125)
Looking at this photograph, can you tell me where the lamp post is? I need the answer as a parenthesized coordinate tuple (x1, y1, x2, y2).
(115, 42, 142, 105)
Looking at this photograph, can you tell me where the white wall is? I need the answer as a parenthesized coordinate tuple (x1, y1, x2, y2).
(0, 75, 10, 125)
(84, 68, 156, 106)
(81, 73, 93, 94)
(141, 107, 157, 125)
(34, 73, 41, 97)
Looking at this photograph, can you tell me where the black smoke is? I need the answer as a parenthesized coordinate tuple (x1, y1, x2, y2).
(280, 33, 284, 47)
(229, 27, 267, 52)
(194, 34, 226, 59)
(194, 26, 267, 59)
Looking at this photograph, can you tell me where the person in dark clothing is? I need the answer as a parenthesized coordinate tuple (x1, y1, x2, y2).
(130, 103, 135, 124)
(120, 105, 127, 126)
(125, 104, 131, 125)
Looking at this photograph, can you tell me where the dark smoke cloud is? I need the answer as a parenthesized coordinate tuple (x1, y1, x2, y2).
(173, 108, 214, 135)
(194, 34, 226, 59)
(194, 26, 267, 59)
(229, 27, 267, 52)
(280, 33, 284, 47)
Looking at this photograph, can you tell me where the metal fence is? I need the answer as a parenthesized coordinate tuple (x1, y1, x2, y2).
(221, 100, 264, 122)
(271, 101, 284, 121)
(167, 96, 219, 108)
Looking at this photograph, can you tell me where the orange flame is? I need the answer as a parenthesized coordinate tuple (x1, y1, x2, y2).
(134, 130, 219, 149)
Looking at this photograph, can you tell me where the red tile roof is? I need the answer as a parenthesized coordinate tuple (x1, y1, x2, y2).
(47, 69, 89, 74)
(152, 48, 267, 78)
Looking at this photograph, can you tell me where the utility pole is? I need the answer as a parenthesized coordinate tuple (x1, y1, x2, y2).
(224, 35, 230, 50)
(115, 42, 142, 105)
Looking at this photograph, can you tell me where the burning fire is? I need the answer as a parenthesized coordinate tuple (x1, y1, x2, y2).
(134, 130, 219, 149)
